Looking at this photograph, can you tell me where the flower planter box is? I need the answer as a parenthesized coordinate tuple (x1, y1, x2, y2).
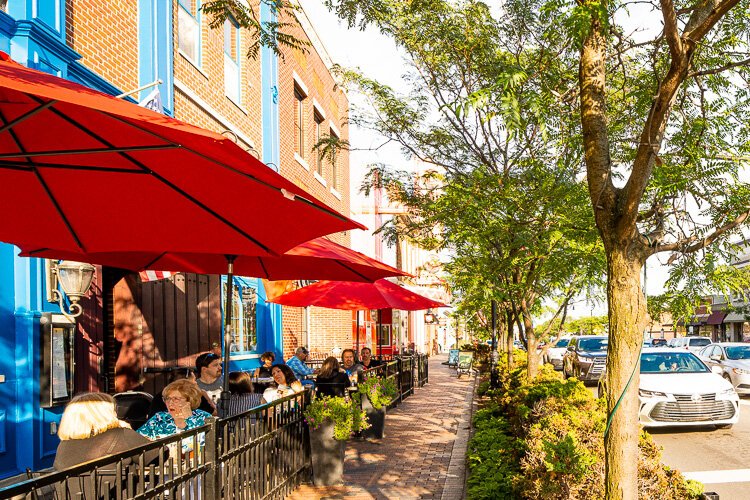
(309, 420, 346, 486)
(360, 393, 386, 439)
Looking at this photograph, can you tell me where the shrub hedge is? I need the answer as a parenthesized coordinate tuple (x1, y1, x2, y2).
(467, 364, 704, 499)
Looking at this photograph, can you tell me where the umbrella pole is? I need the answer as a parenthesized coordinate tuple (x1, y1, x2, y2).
(377, 310, 382, 360)
(221, 255, 237, 415)
(356, 310, 360, 357)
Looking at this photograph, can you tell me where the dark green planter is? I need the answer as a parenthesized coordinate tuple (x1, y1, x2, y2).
(360, 393, 386, 439)
(309, 420, 346, 486)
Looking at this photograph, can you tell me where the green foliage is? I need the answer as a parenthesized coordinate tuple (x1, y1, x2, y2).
(201, 0, 310, 59)
(354, 376, 398, 410)
(304, 396, 369, 441)
(466, 360, 704, 499)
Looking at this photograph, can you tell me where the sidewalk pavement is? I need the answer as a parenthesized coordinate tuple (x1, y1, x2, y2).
(288, 353, 476, 500)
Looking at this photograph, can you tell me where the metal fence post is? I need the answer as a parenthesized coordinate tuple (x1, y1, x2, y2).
(204, 417, 220, 499)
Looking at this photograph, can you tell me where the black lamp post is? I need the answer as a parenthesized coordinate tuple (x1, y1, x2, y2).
(490, 300, 499, 388)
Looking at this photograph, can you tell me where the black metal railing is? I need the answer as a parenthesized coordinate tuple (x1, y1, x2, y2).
(0, 357, 429, 499)
(215, 390, 310, 499)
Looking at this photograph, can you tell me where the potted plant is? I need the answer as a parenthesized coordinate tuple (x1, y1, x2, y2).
(355, 376, 397, 439)
(304, 395, 369, 486)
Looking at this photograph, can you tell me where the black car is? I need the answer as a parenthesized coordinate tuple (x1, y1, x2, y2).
(562, 335, 609, 383)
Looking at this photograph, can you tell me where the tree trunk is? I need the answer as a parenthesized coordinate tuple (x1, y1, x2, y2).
(523, 309, 539, 380)
(506, 310, 514, 370)
(604, 248, 647, 500)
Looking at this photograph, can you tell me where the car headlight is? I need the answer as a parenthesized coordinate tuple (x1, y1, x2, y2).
(718, 388, 737, 396)
(732, 368, 750, 375)
(639, 389, 667, 398)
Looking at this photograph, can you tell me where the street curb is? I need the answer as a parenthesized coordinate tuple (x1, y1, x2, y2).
(440, 370, 479, 500)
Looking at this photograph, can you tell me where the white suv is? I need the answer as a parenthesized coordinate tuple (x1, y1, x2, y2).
(670, 336, 712, 353)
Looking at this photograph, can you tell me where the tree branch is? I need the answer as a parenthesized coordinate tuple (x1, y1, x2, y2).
(689, 56, 750, 77)
(656, 209, 750, 262)
(660, 0, 682, 60)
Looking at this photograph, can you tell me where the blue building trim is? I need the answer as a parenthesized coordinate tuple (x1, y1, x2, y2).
(260, 1, 284, 359)
(138, 0, 174, 115)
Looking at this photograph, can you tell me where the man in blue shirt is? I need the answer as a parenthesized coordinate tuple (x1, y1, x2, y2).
(286, 347, 315, 384)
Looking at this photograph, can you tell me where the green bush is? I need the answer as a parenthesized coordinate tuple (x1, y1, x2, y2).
(467, 362, 704, 499)
(304, 396, 369, 440)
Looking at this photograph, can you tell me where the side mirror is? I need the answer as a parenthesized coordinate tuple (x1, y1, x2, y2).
(711, 366, 723, 375)
(709, 354, 721, 361)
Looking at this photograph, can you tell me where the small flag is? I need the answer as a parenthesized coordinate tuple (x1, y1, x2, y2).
(139, 87, 163, 113)
(139, 270, 174, 282)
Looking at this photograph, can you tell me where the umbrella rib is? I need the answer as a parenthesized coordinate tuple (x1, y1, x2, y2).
(256, 257, 270, 279)
(142, 252, 168, 270)
(0, 109, 86, 251)
(0, 144, 180, 159)
(34, 99, 275, 255)
(0, 99, 57, 135)
(99, 111, 357, 225)
(0, 161, 151, 173)
(332, 260, 371, 281)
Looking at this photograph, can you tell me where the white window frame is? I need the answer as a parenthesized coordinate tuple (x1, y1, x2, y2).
(224, 17, 241, 105)
(178, 0, 202, 66)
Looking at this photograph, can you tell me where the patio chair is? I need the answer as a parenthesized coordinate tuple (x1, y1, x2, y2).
(114, 391, 153, 430)
(444, 349, 460, 368)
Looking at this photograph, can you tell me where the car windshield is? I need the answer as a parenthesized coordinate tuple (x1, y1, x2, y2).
(640, 352, 709, 374)
(689, 338, 711, 347)
(578, 338, 608, 351)
(554, 339, 570, 348)
(725, 346, 750, 360)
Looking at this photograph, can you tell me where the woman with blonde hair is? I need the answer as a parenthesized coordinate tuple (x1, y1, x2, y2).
(54, 392, 158, 469)
(138, 379, 212, 440)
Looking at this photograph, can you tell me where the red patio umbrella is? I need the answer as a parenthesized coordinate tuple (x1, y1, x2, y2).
(268, 279, 448, 357)
(21, 237, 408, 282)
(0, 52, 363, 257)
(0, 52, 365, 404)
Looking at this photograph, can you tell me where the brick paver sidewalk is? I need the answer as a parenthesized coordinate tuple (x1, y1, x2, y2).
(288, 354, 476, 500)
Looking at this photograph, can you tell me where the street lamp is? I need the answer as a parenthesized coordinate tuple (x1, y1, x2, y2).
(47, 260, 96, 320)
(424, 310, 437, 324)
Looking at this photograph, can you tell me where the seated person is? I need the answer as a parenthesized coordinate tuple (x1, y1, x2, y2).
(261, 364, 304, 404)
(54, 393, 160, 497)
(138, 380, 212, 440)
(223, 371, 263, 418)
(341, 349, 364, 377)
(254, 351, 275, 379)
(148, 367, 216, 418)
(358, 347, 382, 370)
(286, 347, 316, 386)
(315, 357, 351, 398)
(195, 352, 223, 406)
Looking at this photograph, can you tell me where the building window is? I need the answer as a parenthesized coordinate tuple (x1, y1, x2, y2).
(314, 111, 324, 176)
(224, 18, 241, 104)
(330, 127, 339, 190)
(224, 279, 258, 354)
(294, 85, 306, 158)
(178, 0, 201, 64)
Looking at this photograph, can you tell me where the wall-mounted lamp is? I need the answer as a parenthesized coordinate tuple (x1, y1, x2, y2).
(424, 310, 437, 324)
(46, 260, 96, 320)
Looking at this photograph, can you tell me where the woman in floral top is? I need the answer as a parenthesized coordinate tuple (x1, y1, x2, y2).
(138, 379, 211, 440)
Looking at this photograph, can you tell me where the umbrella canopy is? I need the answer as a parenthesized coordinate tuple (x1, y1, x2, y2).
(268, 279, 448, 311)
(21, 237, 408, 282)
(0, 52, 363, 256)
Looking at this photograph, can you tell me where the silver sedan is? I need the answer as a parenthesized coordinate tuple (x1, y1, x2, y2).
(698, 342, 750, 395)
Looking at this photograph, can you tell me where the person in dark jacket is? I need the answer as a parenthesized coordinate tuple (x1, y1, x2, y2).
(358, 347, 382, 370)
(54, 392, 160, 497)
(315, 357, 352, 398)
(148, 367, 215, 418)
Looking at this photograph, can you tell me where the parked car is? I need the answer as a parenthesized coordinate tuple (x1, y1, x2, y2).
(543, 337, 571, 370)
(598, 349, 739, 428)
(698, 343, 750, 395)
(562, 336, 608, 383)
(651, 338, 668, 347)
(513, 340, 526, 351)
(670, 336, 712, 353)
